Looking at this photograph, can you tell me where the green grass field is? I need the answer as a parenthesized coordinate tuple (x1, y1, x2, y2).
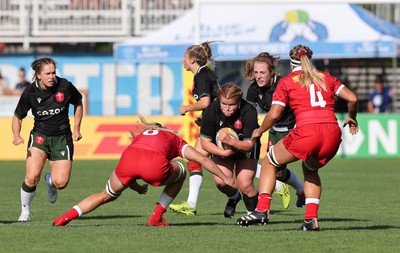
(1, 158, 399, 253)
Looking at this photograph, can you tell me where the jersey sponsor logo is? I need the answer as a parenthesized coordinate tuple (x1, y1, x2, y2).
(35, 135, 45, 145)
(234, 119, 243, 130)
(37, 106, 66, 116)
(55, 92, 65, 103)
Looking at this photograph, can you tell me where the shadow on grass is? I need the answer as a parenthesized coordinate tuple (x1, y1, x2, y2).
(270, 217, 400, 231)
(79, 214, 142, 221)
(0, 221, 21, 224)
(0, 215, 142, 225)
(206, 210, 285, 217)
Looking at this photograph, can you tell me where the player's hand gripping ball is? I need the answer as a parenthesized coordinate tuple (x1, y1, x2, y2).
(216, 127, 239, 152)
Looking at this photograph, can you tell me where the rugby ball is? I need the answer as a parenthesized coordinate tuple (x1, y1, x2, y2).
(216, 127, 239, 150)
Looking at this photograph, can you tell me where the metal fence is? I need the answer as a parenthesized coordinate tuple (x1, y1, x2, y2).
(0, 0, 191, 48)
(0, 1, 399, 49)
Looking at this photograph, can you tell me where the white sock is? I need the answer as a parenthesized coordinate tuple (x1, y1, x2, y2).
(21, 188, 35, 214)
(285, 168, 304, 194)
(159, 192, 174, 209)
(73, 205, 83, 217)
(275, 180, 283, 192)
(187, 174, 202, 207)
(255, 163, 261, 179)
(305, 198, 320, 205)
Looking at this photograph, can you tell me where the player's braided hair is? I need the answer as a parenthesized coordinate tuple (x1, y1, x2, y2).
(187, 41, 216, 69)
(218, 82, 243, 101)
(289, 44, 326, 91)
(244, 52, 279, 81)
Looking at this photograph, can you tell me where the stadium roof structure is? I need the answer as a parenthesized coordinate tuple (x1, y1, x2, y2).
(114, 2, 400, 63)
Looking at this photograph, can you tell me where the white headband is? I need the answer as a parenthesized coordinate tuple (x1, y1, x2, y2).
(290, 58, 301, 66)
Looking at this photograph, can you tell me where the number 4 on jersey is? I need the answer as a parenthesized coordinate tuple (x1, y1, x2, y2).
(309, 84, 327, 108)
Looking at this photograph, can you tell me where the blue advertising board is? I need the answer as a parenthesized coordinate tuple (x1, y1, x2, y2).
(0, 55, 183, 116)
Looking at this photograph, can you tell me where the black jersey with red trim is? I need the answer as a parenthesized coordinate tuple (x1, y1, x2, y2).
(200, 99, 261, 159)
(14, 76, 82, 136)
(193, 65, 219, 104)
(246, 76, 296, 129)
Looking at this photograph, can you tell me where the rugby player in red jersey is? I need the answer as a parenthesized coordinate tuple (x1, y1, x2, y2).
(237, 45, 358, 231)
(53, 116, 237, 227)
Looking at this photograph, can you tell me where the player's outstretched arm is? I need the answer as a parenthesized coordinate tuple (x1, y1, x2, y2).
(184, 145, 238, 189)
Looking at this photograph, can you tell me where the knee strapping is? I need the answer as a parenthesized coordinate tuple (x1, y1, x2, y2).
(105, 179, 121, 198)
(174, 161, 186, 183)
(267, 146, 280, 167)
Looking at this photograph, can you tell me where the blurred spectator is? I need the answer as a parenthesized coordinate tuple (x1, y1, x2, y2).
(141, 0, 192, 9)
(15, 67, 30, 93)
(335, 77, 357, 113)
(70, 0, 99, 10)
(367, 74, 397, 113)
(108, 0, 121, 9)
(0, 69, 13, 95)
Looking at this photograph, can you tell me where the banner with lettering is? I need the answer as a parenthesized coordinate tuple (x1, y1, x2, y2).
(1, 114, 399, 160)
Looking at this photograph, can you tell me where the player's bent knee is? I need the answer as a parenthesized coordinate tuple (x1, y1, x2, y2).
(302, 160, 318, 172)
(105, 179, 122, 199)
(54, 181, 69, 190)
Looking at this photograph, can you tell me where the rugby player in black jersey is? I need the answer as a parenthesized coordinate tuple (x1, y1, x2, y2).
(199, 83, 260, 218)
(169, 41, 219, 216)
(245, 52, 305, 208)
(12, 57, 83, 222)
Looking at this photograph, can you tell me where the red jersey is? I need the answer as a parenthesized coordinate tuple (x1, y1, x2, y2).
(272, 67, 344, 127)
(115, 129, 189, 186)
(128, 130, 188, 161)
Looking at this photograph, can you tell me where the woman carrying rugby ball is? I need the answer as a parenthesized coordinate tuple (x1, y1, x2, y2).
(199, 83, 261, 219)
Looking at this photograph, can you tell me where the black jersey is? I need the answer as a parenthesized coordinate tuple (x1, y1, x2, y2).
(200, 99, 260, 160)
(193, 65, 219, 104)
(14, 76, 82, 136)
(246, 76, 296, 130)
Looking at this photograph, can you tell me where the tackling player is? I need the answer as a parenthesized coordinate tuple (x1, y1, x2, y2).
(53, 116, 237, 227)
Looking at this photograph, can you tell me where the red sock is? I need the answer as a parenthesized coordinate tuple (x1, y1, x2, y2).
(305, 203, 319, 220)
(187, 161, 202, 172)
(63, 208, 80, 221)
(151, 203, 167, 220)
(255, 193, 272, 212)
